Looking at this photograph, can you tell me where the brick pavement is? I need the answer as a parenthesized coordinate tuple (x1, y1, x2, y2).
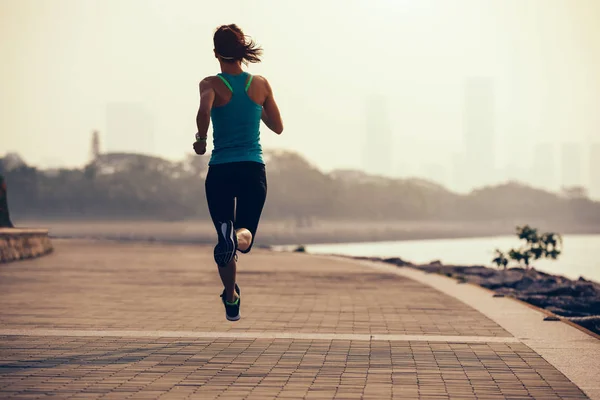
(0, 240, 590, 399)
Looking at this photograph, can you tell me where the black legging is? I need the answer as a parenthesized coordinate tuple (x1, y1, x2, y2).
(205, 161, 267, 253)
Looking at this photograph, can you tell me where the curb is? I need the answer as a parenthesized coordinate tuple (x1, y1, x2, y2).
(0, 228, 54, 263)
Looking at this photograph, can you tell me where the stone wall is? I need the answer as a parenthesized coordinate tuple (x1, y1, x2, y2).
(0, 229, 53, 263)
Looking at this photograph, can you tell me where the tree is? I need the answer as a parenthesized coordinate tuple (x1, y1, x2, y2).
(561, 186, 588, 200)
(2, 150, 600, 222)
(492, 225, 563, 269)
(492, 249, 509, 269)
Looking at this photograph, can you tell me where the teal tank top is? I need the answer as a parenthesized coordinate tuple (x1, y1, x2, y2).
(209, 72, 264, 165)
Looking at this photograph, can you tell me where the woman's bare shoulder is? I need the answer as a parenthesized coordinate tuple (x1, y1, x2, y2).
(199, 75, 221, 87)
(251, 75, 272, 90)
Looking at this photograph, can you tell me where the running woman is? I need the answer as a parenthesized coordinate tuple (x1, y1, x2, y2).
(193, 24, 284, 321)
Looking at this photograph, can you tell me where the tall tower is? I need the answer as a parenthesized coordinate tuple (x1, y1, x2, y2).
(560, 142, 583, 188)
(590, 143, 600, 199)
(463, 77, 495, 189)
(531, 142, 556, 190)
(90, 130, 100, 161)
(363, 94, 393, 177)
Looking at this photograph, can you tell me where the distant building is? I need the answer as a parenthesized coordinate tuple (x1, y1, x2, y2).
(463, 77, 496, 189)
(90, 130, 101, 162)
(363, 95, 393, 177)
(451, 152, 468, 193)
(531, 142, 557, 190)
(590, 143, 600, 199)
(560, 142, 583, 187)
(105, 102, 155, 155)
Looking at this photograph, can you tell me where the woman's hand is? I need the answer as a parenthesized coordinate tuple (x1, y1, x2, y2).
(193, 141, 207, 155)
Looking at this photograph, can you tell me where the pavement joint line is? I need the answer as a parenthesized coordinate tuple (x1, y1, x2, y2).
(0, 329, 521, 343)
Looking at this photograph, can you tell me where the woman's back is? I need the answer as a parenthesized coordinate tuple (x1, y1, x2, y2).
(210, 72, 263, 165)
(194, 23, 283, 162)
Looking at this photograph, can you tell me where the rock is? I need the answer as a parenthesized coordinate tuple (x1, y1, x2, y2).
(544, 306, 571, 316)
(508, 276, 535, 291)
(383, 257, 412, 267)
(575, 282, 600, 297)
(542, 297, 600, 316)
(509, 267, 527, 274)
(528, 283, 599, 298)
(517, 294, 548, 309)
(530, 268, 553, 278)
(470, 267, 497, 278)
(544, 315, 561, 321)
(567, 316, 600, 335)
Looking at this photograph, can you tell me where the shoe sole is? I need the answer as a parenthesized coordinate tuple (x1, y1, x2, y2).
(225, 313, 241, 322)
(214, 221, 236, 266)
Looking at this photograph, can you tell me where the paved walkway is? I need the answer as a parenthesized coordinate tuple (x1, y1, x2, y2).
(0, 240, 596, 399)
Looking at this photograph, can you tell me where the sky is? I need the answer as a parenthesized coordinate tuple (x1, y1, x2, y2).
(1, 0, 599, 193)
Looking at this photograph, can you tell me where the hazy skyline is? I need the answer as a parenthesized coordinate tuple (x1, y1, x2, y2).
(1, 0, 599, 193)
(461, 77, 495, 191)
(591, 144, 600, 198)
(363, 94, 393, 177)
(105, 101, 155, 155)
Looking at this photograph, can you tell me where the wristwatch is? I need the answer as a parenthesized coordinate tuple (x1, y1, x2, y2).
(195, 133, 207, 142)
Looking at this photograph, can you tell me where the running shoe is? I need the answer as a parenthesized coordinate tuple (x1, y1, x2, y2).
(214, 220, 237, 267)
(220, 283, 241, 321)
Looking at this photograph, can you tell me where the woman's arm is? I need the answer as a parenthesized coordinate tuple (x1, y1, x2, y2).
(194, 78, 215, 155)
(261, 78, 283, 134)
